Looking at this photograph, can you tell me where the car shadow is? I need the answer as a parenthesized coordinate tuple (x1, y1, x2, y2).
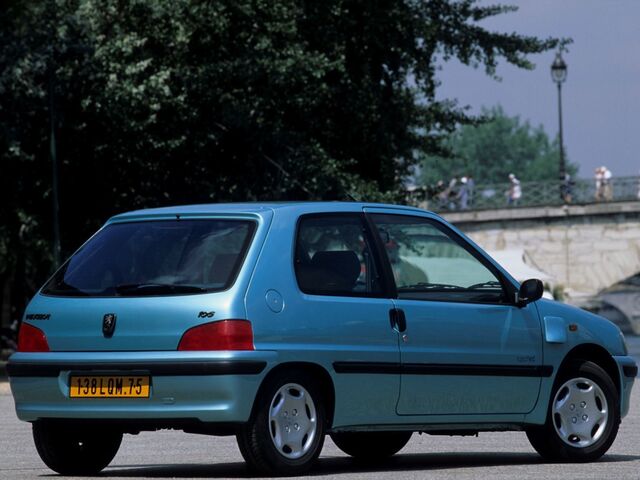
(58, 452, 640, 478)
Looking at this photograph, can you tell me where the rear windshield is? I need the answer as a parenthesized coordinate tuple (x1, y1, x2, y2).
(42, 219, 256, 297)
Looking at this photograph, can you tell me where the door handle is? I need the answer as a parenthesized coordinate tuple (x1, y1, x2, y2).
(389, 309, 397, 330)
(397, 309, 407, 332)
(389, 308, 407, 333)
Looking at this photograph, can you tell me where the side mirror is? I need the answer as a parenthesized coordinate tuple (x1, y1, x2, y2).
(378, 228, 390, 244)
(517, 279, 543, 307)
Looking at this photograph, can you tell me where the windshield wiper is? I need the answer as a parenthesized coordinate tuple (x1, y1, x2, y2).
(115, 283, 207, 295)
(398, 282, 466, 292)
(45, 281, 90, 296)
(467, 281, 503, 289)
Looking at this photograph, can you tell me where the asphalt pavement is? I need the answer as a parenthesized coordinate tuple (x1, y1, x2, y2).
(1, 337, 639, 479)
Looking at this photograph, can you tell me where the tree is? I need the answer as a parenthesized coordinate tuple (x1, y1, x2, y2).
(421, 105, 578, 185)
(0, 1, 559, 332)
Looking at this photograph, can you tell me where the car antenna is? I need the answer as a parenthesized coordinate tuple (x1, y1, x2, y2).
(344, 192, 358, 202)
(263, 155, 313, 196)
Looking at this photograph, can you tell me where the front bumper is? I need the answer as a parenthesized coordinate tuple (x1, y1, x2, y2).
(614, 355, 637, 418)
(8, 351, 276, 424)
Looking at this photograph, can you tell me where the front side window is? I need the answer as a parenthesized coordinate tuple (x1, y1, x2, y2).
(295, 214, 383, 296)
(370, 214, 506, 303)
(42, 219, 256, 297)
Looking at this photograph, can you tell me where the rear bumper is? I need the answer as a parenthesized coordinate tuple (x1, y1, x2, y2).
(8, 351, 276, 424)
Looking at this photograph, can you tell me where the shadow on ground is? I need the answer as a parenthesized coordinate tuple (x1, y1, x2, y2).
(62, 452, 640, 478)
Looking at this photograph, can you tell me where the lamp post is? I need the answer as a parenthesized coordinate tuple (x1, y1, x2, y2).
(551, 51, 569, 285)
(551, 51, 568, 184)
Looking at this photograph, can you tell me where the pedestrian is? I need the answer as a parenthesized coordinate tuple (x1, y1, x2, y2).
(435, 180, 448, 208)
(560, 172, 574, 203)
(457, 176, 469, 210)
(506, 173, 522, 206)
(466, 175, 475, 207)
(446, 177, 458, 210)
(594, 167, 604, 201)
(602, 166, 613, 201)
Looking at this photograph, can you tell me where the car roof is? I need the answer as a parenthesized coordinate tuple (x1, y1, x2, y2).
(107, 202, 430, 223)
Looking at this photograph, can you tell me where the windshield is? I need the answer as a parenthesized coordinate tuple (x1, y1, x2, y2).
(42, 219, 256, 297)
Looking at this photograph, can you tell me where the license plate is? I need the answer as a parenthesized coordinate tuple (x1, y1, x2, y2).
(69, 375, 150, 398)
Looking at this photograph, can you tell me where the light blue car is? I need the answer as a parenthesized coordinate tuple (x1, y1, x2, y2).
(8, 202, 637, 475)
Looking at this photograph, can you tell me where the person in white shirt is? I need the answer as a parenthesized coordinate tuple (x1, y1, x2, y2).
(602, 166, 613, 201)
(507, 173, 522, 206)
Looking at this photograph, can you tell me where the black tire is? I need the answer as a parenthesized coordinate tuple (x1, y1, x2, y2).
(330, 431, 412, 460)
(526, 360, 620, 462)
(236, 370, 327, 476)
(33, 421, 122, 475)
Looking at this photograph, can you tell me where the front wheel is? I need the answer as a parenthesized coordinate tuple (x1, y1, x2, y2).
(527, 360, 620, 462)
(330, 431, 412, 460)
(236, 370, 326, 475)
(33, 421, 122, 475)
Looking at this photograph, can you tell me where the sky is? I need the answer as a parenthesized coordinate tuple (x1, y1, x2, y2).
(435, 0, 640, 178)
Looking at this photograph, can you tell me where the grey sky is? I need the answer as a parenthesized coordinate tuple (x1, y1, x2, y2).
(435, 0, 640, 178)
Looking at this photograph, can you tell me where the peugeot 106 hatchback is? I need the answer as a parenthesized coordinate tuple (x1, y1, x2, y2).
(8, 202, 637, 475)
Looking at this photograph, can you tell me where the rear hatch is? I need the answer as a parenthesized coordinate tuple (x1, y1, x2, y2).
(26, 215, 263, 351)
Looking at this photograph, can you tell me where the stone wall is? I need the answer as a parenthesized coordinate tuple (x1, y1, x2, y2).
(442, 202, 640, 300)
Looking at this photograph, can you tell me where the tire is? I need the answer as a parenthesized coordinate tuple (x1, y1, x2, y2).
(527, 360, 620, 462)
(236, 370, 326, 476)
(330, 431, 412, 460)
(33, 421, 122, 475)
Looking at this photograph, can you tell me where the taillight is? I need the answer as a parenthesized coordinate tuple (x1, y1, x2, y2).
(17, 323, 50, 352)
(178, 320, 254, 351)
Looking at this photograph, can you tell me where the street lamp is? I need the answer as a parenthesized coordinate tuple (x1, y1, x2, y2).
(551, 51, 568, 185)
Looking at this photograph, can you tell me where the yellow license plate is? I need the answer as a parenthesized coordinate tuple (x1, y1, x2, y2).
(69, 375, 150, 398)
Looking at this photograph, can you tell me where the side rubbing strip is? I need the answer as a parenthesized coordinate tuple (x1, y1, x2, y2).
(623, 365, 638, 378)
(333, 362, 402, 374)
(333, 362, 553, 378)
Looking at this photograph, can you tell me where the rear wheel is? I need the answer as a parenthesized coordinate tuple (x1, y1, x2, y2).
(237, 370, 326, 475)
(33, 421, 122, 475)
(330, 431, 412, 460)
(527, 360, 620, 462)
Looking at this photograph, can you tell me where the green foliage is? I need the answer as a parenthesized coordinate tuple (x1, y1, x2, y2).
(0, 0, 558, 321)
(421, 106, 578, 185)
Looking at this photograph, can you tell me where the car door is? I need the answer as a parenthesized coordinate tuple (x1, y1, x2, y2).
(365, 208, 545, 416)
(287, 212, 400, 426)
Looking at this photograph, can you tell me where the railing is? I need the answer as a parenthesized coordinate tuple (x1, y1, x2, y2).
(408, 176, 640, 212)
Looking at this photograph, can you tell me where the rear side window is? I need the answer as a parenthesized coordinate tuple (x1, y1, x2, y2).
(295, 214, 383, 297)
(42, 219, 256, 297)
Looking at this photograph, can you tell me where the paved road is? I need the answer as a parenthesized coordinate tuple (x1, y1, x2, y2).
(1, 337, 639, 479)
